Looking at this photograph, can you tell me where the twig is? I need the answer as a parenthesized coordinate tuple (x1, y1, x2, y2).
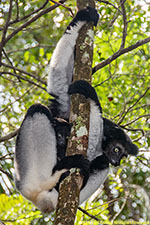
(129, 103, 150, 113)
(9, 0, 49, 25)
(50, 0, 74, 16)
(6, 44, 53, 54)
(0, 129, 19, 142)
(78, 207, 99, 221)
(0, 0, 13, 63)
(111, 191, 128, 223)
(108, 11, 120, 27)
(92, 37, 150, 74)
(118, 87, 150, 124)
(0, 167, 13, 180)
(120, 0, 127, 49)
(15, 0, 19, 21)
(137, 157, 150, 168)
(120, 126, 145, 136)
(0, 85, 34, 113)
(122, 114, 150, 127)
(1, 176, 12, 194)
(0, 71, 47, 91)
(96, 0, 122, 13)
(0, 153, 14, 160)
(3, 0, 67, 45)
(94, 75, 112, 87)
(1, 62, 46, 85)
(2, 49, 17, 76)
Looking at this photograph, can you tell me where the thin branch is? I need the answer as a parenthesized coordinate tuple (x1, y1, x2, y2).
(15, 0, 19, 21)
(4, 0, 67, 45)
(9, 0, 49, 25)
(0, 0, 13, 63)
(0, 129, 19, 142)
(1, 176, 12, 194)
(140, 149, 150, 153)
(133, 135, 144, 142)
(50, 0, 74, 16)
(92, 37, 150, 74)
(78, 207, 99, 221)
(111, 191, 128, 223)
(122, 114, 150, 127)
(137, 157, 150, 168)
(0, 85, 34, 113)
(2, 49, 18, 76)
(0, 167, 13, 180)
(0, 72, 47, 91)
(108, 11, 120, 27)
(118, 87, 150, 124)
(94, 75, 112, 87)
(121, 126, 145, 136)
(107, 0, 127, 28)
(119, 0, 127, 49)
(128, 103, 150, 113)
(0, 153, 14, 160)
(96, 0, 122, 13)
(1, 62, 46, 85)
(6, 44, 53, 54)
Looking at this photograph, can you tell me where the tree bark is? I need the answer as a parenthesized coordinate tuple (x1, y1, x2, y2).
(54, 0, 95, 224)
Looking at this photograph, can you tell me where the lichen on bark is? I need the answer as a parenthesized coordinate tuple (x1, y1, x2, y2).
(54, 1, 95, 224)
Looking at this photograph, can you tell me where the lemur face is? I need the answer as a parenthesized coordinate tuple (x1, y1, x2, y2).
(102, 118, 138, 166)
(103, 141, 128, 166)
(53, 119, 72, 160)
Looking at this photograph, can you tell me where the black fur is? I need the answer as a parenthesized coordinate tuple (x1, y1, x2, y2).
(52, 118, 72, 160)
(68, 80, 102, 113)
(48, 95, 61, 120)
(68, 80, 138, 168)
(53, 154, 90, 189)
(67, 7, 99, 30)
(90, 154, 109, 173)
(102, 118, 138, 156)
(23, 103, 71, 162)
(25, 103, 53, 121)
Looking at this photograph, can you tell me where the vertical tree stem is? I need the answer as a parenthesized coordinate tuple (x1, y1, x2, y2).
(54, 0, 95, 224)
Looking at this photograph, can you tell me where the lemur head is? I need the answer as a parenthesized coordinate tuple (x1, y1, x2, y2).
(35, 190, 58, 214)
(53, 118, 72, 159)
(102, 118, 138, 167)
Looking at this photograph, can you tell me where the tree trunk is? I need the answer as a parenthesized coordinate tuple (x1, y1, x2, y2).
(54, 0, 95, 224)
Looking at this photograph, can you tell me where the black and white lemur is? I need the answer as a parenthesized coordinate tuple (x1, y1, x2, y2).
(14, 7, 138, 214)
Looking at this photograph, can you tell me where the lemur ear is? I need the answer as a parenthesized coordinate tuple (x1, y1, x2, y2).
(129, 144, 138, 156)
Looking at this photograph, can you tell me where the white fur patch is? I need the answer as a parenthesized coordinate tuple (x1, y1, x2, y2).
(79, 168, 109, 204)
(47, 21, 85, 118)
(87, 100, 103, 161)
(15, 112, 67, 210)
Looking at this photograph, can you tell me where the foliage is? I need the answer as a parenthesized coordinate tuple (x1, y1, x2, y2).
(0, 0, 150, 224)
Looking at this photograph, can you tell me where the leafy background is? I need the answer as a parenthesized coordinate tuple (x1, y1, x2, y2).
(0, 0, 150, 224)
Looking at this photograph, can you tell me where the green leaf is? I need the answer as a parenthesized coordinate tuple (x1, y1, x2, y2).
(24, 51, 30, 62)
(39, 48, 44, 57)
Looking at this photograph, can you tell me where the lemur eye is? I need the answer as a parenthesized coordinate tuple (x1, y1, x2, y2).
(113, 147, 120, 153)
(58, 133, 62, 138)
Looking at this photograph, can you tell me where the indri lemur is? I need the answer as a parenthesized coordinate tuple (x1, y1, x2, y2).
(14, 7, 99, 214)
(47, 5, 138, 203)
(14, 7, 138, 213)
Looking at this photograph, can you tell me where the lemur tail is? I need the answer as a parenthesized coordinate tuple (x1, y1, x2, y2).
(68, 80, 102, 113)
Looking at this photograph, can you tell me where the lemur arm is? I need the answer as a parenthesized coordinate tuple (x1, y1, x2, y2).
(68, 80, 103, 161)
(47, 7, 99, 120)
